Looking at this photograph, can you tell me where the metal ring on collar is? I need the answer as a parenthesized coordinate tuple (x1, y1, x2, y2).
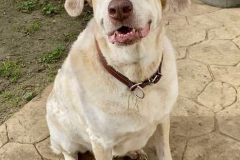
(130, 83, 145, 99)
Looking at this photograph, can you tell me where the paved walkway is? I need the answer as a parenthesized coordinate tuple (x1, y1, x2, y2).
(1, 0, 240, 160)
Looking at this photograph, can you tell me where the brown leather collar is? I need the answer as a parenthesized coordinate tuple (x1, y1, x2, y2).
(95, 39, 163, 98)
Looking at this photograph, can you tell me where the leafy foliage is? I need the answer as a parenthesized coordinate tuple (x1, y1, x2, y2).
(39, 45, 66, 63)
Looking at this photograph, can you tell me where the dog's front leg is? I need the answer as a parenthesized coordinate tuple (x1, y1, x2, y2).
(153, 115, 172, 160)
(91, 137, 113, 160)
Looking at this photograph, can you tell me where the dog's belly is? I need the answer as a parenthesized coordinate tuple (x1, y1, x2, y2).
(112, 123, 157, 156)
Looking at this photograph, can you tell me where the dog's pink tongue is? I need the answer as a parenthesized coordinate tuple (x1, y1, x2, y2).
(108, 24, 150, 44)
(108, 32, 137, 44)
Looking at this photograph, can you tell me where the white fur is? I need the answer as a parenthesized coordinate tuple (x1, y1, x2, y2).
(47, 0, 190, 159)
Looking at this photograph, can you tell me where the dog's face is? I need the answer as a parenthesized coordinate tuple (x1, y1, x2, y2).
(65, 0, 190, 46)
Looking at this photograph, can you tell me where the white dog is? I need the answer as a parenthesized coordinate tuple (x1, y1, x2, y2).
(46, 0, 190, 160)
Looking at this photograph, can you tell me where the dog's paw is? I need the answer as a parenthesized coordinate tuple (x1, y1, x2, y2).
(124, 150, 148, 160)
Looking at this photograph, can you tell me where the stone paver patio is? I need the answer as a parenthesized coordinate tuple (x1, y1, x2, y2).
(1, 0, 240, 160)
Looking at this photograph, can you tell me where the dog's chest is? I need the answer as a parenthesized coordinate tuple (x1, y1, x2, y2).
(82, 85, 175, 146)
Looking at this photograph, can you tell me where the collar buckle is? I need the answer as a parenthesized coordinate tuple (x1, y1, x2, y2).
(150, 73, 162, 84)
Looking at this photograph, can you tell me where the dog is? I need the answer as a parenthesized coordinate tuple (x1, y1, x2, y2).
(46, 0, 190, 160)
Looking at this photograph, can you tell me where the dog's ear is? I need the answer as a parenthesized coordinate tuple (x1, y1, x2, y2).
(65, 0, 84, 17)
(161, 0, 191, 13)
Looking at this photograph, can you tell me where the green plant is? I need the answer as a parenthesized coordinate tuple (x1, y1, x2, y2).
(11, 97, 22, 105)
(12, 24, 21, 31)
(42, 3, 61, 15)
(64, 33, 77, 42)
(39, 45, 66, 63)
(19, 0, 37, 11)
(0, 61, 21, 83)
(1, 91, 22, 105)
(24, 92, 36, 101)
(25, 21, 41, 34)
(2, 91, 13, 100)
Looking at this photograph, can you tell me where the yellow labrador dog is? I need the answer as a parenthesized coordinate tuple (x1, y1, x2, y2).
(46, 0, 190, 160)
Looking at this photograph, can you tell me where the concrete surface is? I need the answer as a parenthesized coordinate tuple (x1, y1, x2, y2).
(1, 0, 240, 160)
(201, 0, 240, 8)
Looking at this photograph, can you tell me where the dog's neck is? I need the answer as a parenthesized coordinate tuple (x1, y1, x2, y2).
(94, 22, 164, 83)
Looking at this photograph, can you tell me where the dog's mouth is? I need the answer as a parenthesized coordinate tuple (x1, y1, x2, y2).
(108, 22, 151, 45)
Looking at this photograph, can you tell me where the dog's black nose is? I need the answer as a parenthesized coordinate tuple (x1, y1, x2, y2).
(108, 0, 133, 21)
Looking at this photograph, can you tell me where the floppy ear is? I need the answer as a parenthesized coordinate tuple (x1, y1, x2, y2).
(161, 0, 191, 13)
(65, 0, 84, 17)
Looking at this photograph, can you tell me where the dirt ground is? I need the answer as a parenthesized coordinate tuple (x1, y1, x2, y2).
(0, 0, 93, 124)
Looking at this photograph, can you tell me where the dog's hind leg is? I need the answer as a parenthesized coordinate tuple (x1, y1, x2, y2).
(153, 115, 172, 160)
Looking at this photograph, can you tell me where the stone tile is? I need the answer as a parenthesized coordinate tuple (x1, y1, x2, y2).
(210, 9, 240, 28)
(210, 63, 240, 86)
(189, 40, 240, 65)
(170, 135, 187, 160)
(36, 137, 64, 160)
(233, 36, 240, 49)
(166, 25, 206, 47)
(0, 142, 41, 160)
(198, 81, 237, 112)
(163, 12, 188, 26)
(191, 0, 204, 5)
(179, 3, 220, 16)
(188, 13, 224, 29)
(143, 148, 157, 160)
(6, 85, 53, 143)
(0, 124, 8, 148)
(217, 102, 240, 141)
(184, 133, 240, 160)
(188, 8, 240, 29)
(145, 126, 187, 160)
(177, 59, 212, 99)
(176, 47, 187, 59)
(171, 97, 214, 137)
(208, 27, 240, 40)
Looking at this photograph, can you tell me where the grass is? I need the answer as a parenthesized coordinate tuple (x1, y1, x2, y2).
(18, 0, 37, 12)
(2, 91, 13, 100)
(0, 61, 22, 83)
(11, 97, 22, 105)
(12, 21, 41, 34)
(23, 92, 36, 101)
(17, 0, 63, 15)
(12, 24, 21, 31)
(39, 45, 66, 64)
(42, 2, 61, 15)
(1, 91, 22, 105)
(64, 33, 78, 42)
(24, 21, 41, 34)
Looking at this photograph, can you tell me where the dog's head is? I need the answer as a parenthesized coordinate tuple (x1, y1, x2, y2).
(65, 0, 190, 46)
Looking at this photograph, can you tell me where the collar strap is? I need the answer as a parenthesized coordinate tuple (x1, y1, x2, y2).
(95, 39, 163, 98)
